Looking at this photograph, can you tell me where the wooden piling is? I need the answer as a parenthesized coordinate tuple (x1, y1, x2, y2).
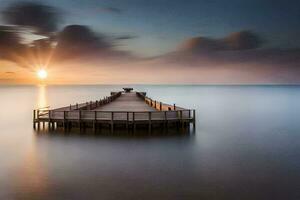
(180, 110, 184, 129)
(133, 112, 136, 132)
(193, 109, 196, 129)
(164, 111, 168, 129)
(79, 110, 82, 130)
(63, 111, 66, 131)
(148, 112, 152, 132)
(48, 110, 51, 130)
(111, 112, 114, 133)
(33, 110, 36, 129)
(93, 111, 96, 132)
(37, 110, 40, 130)
(126, 112, 129, 130)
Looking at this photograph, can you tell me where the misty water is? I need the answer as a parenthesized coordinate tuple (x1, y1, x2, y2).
(0, 85, 299, 200)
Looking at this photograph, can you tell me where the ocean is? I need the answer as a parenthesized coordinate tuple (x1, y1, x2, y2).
(0, 85, 299, 199)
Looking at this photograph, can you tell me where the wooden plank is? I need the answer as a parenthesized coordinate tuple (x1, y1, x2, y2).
(94, 92, 157, 112)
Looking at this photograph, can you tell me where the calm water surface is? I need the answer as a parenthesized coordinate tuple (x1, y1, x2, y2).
(0, 85, 299, 200)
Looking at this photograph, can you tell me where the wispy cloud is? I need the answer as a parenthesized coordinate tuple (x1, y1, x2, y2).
(5, 71, 15, 74)
(114, 35, 138, 40)
(178, 31, 262, 53)
(97, 6, 122, 14)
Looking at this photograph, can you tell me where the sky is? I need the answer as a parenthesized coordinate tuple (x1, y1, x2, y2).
(0, 0, 299, 84)
(1, 0, 300, 56)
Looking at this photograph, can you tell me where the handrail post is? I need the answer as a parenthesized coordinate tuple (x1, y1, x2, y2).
(160, 102, 162, 110)
(173, 104, 176, 110)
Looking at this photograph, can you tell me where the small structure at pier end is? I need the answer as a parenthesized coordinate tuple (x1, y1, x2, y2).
(33, 88, 195, 133)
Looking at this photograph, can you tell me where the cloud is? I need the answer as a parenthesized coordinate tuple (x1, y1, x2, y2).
(0, 26, 25, 61)
(145, 30, 300, 84)
(30, 24, 135, 65)
(164, 45, 300, 70)
(98, 7, 122, 14)
(115, 35, 138, 40)
(0, 26, 21, 48)
(179, 37, 225, 52)
(222, 31, 262, 50)
(0, 2, 130, 66)
(179, 31, 262, 53)
(0, 22, 134, 69)
(0, 19, 299, 84)
(53, 25, 112, 61)
(2, 1, 62, 35)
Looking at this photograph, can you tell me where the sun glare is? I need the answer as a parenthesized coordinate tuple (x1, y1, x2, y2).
(37, 69, 48, 80)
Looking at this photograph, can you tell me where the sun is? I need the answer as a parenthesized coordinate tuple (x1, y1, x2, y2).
(37, 69, 48, 80)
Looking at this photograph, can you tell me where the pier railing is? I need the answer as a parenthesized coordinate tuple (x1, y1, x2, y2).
(136, 92, 184, 111)
(37, 109, 195, 122)
(34, 91, 122, 121)
(48, 91, 121, 111)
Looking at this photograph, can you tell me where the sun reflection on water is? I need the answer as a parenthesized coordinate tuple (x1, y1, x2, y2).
(12, 136, 49, 199)
(37, 85, 48, 109)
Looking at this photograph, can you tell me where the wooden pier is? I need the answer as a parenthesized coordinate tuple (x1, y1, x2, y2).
(33, 88, 195, 133)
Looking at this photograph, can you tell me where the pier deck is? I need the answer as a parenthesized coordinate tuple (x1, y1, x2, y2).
(94, 92, 156, 112)
(33, 89, 195, 133)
